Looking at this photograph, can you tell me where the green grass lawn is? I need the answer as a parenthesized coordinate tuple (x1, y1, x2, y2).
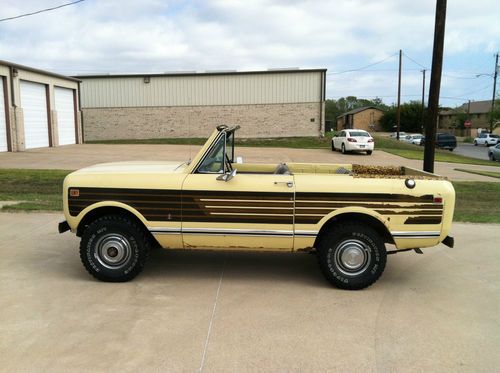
(0, 169, 71, 211)
(452, 181, 500, 223)
(0, 169, 498, 223)
(455, 168, 500, 179)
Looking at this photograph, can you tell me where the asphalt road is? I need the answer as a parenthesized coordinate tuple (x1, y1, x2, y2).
(0, 212, 498, 372)
(454, 143, 492, 160)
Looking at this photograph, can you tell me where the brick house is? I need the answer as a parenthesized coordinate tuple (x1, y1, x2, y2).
(336, 106, 384, 132)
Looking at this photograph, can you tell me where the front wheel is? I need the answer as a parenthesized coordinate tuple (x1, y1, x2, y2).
(317, 223, 387, 290)
(490, 153, 496, 161)
(80, 215, 151, 282)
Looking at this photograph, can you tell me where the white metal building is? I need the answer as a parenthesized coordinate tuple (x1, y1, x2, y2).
(76, 69, 326, 140)
(0, 60, 82, 152)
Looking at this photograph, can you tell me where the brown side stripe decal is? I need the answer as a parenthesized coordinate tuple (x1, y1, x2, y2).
(404, 216, 443, 225)
(68, 187, 442, 224)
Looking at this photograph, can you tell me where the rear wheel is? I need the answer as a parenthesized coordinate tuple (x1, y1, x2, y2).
(474, 141, 477, 146)
(80, 215, 151, 282)
(317, 223, 387, 290)
(331, 141, 335, 151)
(490, 153, 496, 161)
(366, 150, 372, 155)
(341, 143, 346, 154)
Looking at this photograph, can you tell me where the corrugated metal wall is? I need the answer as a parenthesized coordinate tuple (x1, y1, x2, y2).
(80, 71, 323, 108)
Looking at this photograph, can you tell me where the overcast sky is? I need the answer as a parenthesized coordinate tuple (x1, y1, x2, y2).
(0, 0, 498, 107)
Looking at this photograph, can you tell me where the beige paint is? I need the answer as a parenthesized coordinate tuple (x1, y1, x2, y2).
(63, 127, 455, 253)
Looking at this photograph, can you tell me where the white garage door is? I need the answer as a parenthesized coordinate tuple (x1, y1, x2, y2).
(55, 87, 76, 145)
(20, 81, 49, 149)
(0, 78, 7, 152)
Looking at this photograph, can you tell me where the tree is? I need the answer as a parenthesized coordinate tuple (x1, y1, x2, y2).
(325, 96, 388, 125)
(379, 101, 426, 133)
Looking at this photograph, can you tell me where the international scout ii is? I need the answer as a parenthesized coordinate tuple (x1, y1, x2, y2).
(59, 125, 455, 289)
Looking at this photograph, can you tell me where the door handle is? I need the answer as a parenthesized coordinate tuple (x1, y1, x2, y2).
(274, 181, 294, 188)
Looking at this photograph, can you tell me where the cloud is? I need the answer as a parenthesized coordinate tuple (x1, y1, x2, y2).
(0, 0, 498, 105)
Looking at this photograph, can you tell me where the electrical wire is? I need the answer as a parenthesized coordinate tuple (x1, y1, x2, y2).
(402, 52, 429, 70)
(327, 53, 398, 75)
(0, 0, 85, 22)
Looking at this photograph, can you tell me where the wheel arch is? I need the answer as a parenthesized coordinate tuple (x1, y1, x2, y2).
(75, 204, 159, 246)
(314, 211, 394, 247)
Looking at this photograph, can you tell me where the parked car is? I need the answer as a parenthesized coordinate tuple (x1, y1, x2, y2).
(59, 125, 455, 290)
(474, 133, 500, 146)
(420, 133, 457, 151)
(488, 143, 500, 161)
(402, 134, 424, 145)
(390, 131, 406, 139)
(332, 129, 374, 155)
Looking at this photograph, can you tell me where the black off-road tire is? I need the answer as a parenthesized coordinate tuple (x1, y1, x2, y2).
(366, 150, 373, 155)
(316, 223, 387, 290)
(80, 215, 151, 282)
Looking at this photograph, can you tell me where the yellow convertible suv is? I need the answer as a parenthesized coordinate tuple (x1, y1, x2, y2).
(59, 125, 455, 290)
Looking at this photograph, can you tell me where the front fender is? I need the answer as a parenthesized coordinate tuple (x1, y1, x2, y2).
(66, 201, 149, 231)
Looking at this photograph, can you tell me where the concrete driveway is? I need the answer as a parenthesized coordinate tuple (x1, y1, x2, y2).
(0, 143, 499, 181)
(0, 212, 498, 372)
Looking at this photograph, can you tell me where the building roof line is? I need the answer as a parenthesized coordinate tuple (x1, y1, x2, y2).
(337, 106, 384, 118)
(0, 59, 81, 82)
(73, 68, 327, 79)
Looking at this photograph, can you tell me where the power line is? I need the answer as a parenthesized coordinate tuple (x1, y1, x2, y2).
(327, 53, 398, 75)
(403, 52, 429, 70)
(0, 0, 85, 22)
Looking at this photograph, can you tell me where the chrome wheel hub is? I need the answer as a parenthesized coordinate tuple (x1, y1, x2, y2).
(95, 234, 131, 269)
(334, 239, 371, 276)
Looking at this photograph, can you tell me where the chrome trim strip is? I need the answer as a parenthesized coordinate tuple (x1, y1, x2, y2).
(182, 228, 293, 235)
(149, 227, 317, 237)
(391, 231, 440, 238)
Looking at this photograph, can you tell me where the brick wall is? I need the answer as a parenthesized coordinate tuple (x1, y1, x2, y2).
(82, 102, 322, 140)
(352, 109, 383, 132)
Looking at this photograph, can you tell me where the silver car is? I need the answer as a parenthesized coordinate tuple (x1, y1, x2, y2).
(488, 143, 500, 161)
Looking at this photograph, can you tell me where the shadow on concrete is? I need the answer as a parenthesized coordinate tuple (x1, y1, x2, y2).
(142, 249, 329, 288)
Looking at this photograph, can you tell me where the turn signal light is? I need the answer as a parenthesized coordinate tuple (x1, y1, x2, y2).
(434, 196, 443, 204)
(347, 138, 357, 142)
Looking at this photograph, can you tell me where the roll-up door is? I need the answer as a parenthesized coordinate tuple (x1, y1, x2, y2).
(55, 87, 76, 145)
(20, 81, 49, 149)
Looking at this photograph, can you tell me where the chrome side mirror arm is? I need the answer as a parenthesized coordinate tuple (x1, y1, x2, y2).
(216, 169, 237, 182)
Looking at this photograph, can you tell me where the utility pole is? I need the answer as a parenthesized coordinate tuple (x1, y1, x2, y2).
(396, 49, 402, 140)
(490, 52, 498, 132)
(423, 0, 447, 173)
(421, 69, 426, 130)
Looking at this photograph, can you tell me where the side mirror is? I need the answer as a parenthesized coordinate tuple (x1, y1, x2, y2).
(216, 169, 237, 182)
